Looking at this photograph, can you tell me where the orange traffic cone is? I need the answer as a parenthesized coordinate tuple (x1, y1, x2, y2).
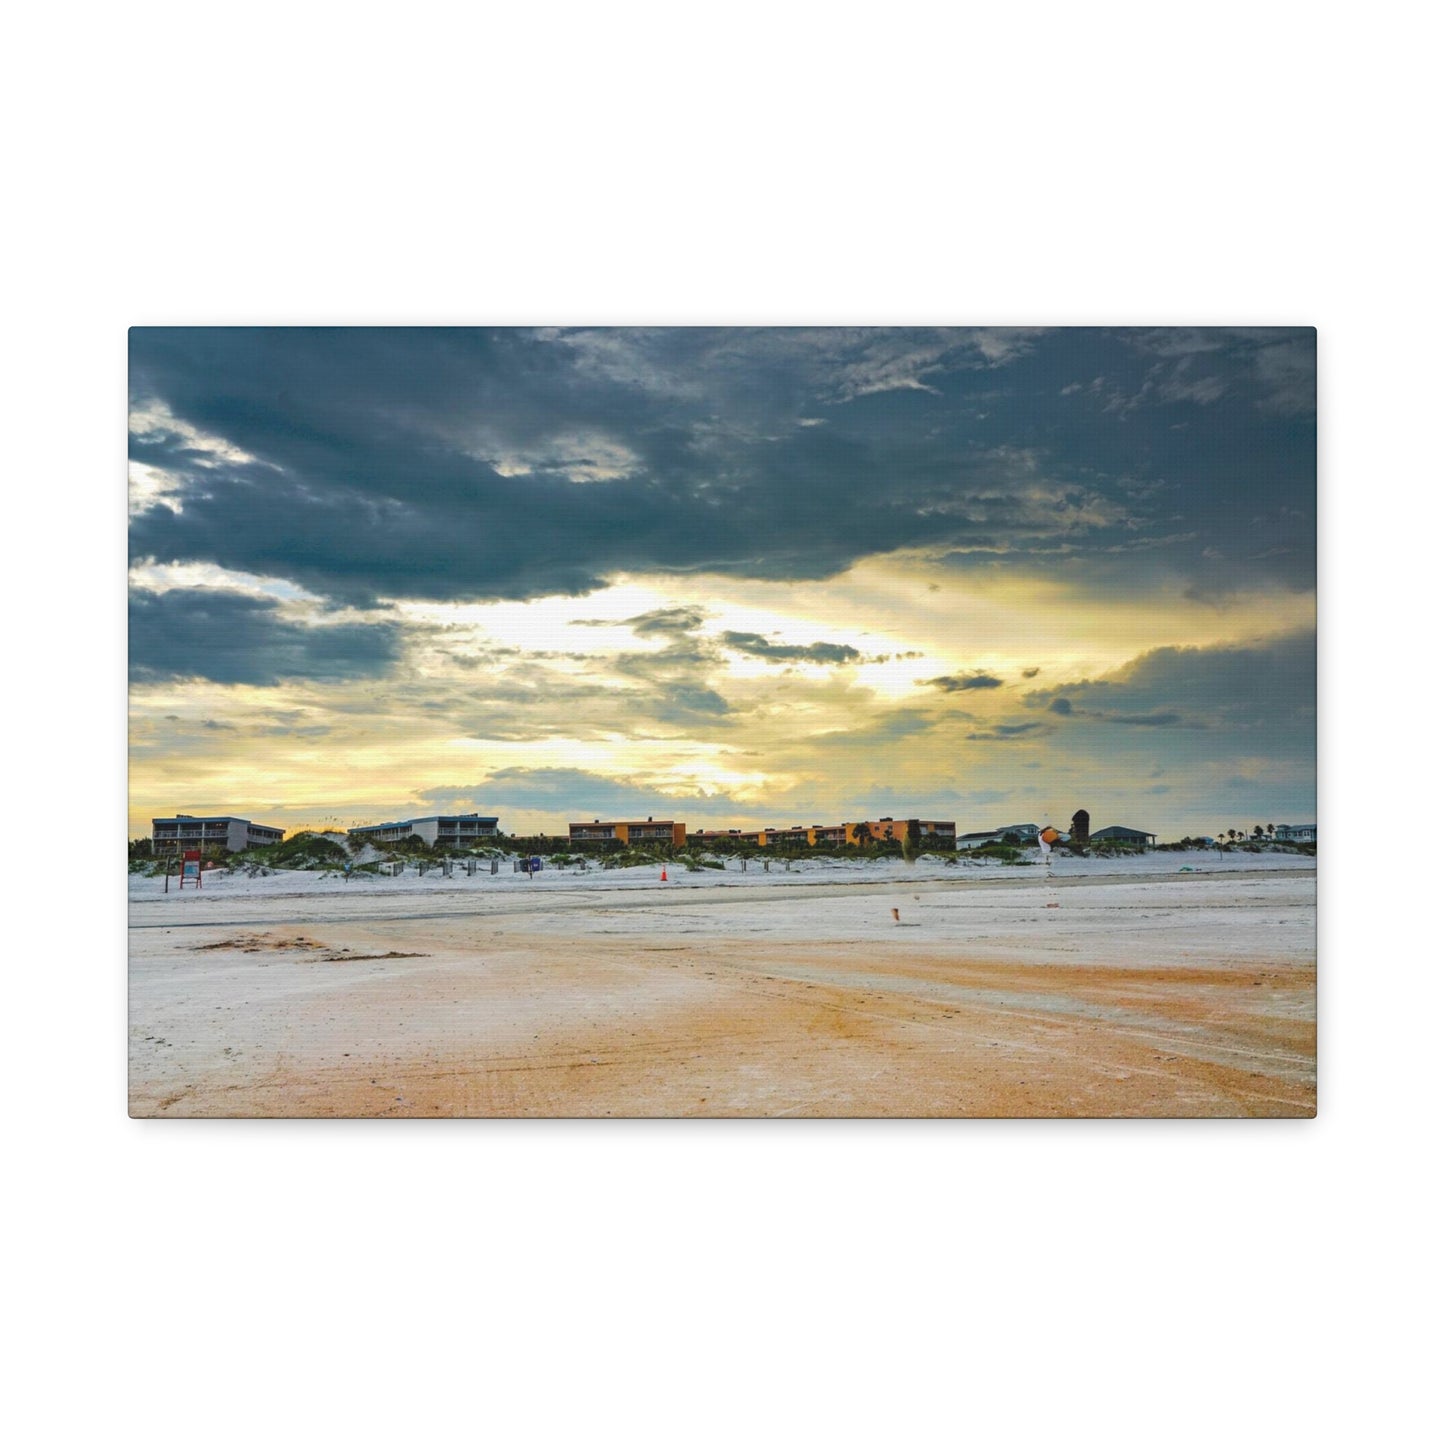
(660, 867, 668, 882)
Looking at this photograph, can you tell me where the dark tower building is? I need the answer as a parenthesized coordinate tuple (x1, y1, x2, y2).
(1071, 809, 1091, 844)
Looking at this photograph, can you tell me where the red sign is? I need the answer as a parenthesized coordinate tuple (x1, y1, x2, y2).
(180, 848, 203, 888)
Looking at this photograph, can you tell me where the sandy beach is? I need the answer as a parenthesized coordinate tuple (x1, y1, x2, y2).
(128, 851, 1316, 1118)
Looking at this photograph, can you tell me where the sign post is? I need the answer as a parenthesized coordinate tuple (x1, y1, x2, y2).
(179, 848, 203, 889)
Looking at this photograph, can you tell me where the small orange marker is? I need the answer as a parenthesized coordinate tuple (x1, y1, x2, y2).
(660, 868, 668, 882)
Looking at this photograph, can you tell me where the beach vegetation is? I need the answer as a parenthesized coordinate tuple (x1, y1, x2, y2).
(234, 830, 350, 871)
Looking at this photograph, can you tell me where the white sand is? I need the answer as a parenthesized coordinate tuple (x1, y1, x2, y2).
(129, 851, 1316, 1118)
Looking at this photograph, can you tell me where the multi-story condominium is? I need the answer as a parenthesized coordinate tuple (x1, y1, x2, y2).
(151, 814, 286, 853)
(347, 813, 501, 848)
(569, 818, 688, 847)
(850, 818, 957, 846)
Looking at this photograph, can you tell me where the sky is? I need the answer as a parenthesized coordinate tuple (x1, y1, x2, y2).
(128, 326, 1316, 842)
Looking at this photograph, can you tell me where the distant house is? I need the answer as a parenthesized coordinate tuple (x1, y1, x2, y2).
(569, 818, 688, 847)
(348, 813, 501, 848)
(1090, 825, 1157, 847)
(1274, 823, 1316, 843)
(152, 814, 285, 854)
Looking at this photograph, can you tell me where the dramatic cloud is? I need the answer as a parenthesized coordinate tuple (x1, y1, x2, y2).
(721, 632, 862, 665)
(127, 328, 1316, 844)
(128, 327, 1316, 607)
(129, 588, 402, 686)
(964, 722, 1047, 741)
(1024, 631, 1315, 732)
(617, 607, 708, 637)
(419, 768, 732, 820)
(921, 672, 1005, 692)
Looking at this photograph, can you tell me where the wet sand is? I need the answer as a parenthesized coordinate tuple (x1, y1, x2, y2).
(128, 866, 1316, 1117)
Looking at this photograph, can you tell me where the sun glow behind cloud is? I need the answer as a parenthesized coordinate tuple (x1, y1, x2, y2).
(129, 552, 1314, 837)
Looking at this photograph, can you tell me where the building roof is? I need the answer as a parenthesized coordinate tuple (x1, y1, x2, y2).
(153, 815, 280, 826)
(351, 813, 498, 830)
(569, 819, 680, 827)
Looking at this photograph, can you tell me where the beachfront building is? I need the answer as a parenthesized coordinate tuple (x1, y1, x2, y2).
(1091, 825, 1157, 847)
(1275, 823, 1317, 842)
(848, 818, 957, 847)
(694, 826, 823, 847)
(347, 813, 502, 848)
(151, 814, 286, 854)
(694, 819, 956, 848)
(957, 823, 1042, 849)
(569, 818, 688, 847)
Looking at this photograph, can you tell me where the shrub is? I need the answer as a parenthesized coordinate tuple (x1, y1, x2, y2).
(240, 831, 350, 870)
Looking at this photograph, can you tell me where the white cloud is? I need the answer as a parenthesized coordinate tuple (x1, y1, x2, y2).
(483, 429, 641, 483)
(128, 397, 268, 469)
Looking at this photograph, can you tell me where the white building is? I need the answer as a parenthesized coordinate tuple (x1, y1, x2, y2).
(348, 813, 501, 848)
(1274, 823, 1316, 842)
(151, 814, 285, 853)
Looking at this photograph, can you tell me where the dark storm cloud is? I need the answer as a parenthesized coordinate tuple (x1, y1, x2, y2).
(920, 672, 1005, 692)
(129, 327, 1315, 607)
(1024, 631, 1315, 731)
(129, 587, 402, 686)
(721, 632, 862, 665)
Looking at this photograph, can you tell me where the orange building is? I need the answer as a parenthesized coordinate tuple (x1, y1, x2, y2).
(568, 818, 688, 847)
(693, 819, 955, 848)
(849, 818, 957, 846)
